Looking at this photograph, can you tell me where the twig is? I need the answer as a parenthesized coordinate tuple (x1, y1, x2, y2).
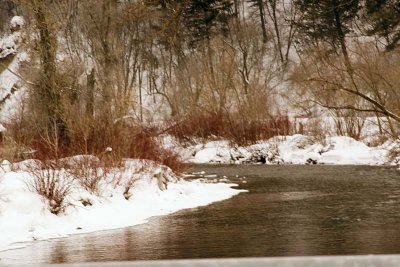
(0, 61, 36, 86)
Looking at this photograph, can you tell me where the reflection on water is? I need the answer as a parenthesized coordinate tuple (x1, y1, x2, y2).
(2, 165, 400, 265)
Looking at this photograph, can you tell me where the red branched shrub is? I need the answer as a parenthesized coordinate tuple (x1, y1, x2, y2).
(168, 113, 290, 146)
(24, 121, 184, 173)
(123, 127, 184, 172)
(168, 112, 224, 142)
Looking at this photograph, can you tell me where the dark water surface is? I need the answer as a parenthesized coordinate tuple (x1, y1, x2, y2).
(2, 165, 400, 265)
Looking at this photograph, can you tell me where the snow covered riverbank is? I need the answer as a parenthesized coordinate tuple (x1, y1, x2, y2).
(0, 158, 245, 252)
(165, 135, 395, 165)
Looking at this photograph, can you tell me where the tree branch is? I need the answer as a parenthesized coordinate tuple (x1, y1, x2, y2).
(0, 61, 36, 86)
(310, 100, 378, 113)
(307, 77, 400, 122)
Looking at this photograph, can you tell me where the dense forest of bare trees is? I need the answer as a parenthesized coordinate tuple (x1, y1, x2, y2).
(1, 0, 400, 162)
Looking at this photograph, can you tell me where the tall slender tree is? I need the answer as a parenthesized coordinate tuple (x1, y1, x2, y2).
(248, 0, 268, 43)
(31, 0, 69, 145)
(365, 0, 400, 50)
(294, 0, 360, 73)
(184, 0, 233, 44)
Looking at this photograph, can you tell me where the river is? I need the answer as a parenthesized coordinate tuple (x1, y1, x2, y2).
(1, 165, 400, 265)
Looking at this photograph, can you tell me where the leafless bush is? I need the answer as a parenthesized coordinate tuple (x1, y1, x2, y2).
(28, 161, 73, 215)
(111, 125, 184, 173)
(225, 115, 290, 146)
(65, 156, 109, 195)
(168, 112, 290, 146)
(303, 118, 327, 145)
(332, 110, 366, 140)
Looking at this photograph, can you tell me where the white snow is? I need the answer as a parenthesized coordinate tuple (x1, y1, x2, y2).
(278, 135, 388, 165)
(169, 135, 391, 165)
(193, 141, 231, 164)
(10, 16, 25, 29)
(0, 158, 245, 251)
(0, 34, 19, 59)
(0, 16, 28, 125)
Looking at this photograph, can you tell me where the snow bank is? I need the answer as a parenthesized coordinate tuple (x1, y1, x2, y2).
(0, 16, 28, 123)
(279, 135, 387, 165)
(0, 16, 24, 60)
(10, 16, 25, 29)
(0, 158, 245, 251)
(168, 135, 390, 165)
(193, 141, 231, 164)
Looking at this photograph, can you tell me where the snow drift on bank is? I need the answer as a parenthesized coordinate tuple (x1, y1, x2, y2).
(0, 158, 245, 251)
(166, 135, 391, 165)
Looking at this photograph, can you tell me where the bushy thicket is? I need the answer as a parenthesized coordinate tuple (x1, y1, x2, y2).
(2, 0, 400, 165)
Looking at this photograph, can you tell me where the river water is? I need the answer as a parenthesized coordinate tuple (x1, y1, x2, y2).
(2, 165, 400, 265)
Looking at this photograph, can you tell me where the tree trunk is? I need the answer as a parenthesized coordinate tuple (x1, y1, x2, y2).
(332, 4, 353, 75)
(256, 0, 268, 43)
(33, 0, 69, 145)
(86, 68, 95, 119)
(267, 0, 284, 63)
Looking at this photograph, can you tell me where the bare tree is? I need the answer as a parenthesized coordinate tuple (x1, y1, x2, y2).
(291, 41, 400, 138)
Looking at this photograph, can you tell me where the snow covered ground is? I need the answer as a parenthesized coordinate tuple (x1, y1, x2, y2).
(0, 158, 245, 252)
(164, 135, 395, 165)
(0, 16, 28, 125)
